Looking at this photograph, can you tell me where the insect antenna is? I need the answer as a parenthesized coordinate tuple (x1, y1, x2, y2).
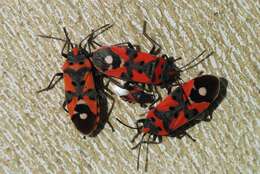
(180, 51, 214, 71)
(79, 24, 113, 50)
(37, 34, 77, 48)
(116, 118, 138, 129)
(137, 139, 142, 170)
(63, 27, 74, 51)
(131, 131, 142, 143)
(131, 133, 147, 170)
(144, 134, 152, 172)
(37, 35, 67, 42)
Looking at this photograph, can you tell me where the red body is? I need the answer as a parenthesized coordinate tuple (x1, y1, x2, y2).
(136, 75, 220, 137)
(62, 48, 109, 136)
(91, 46, 180, 88)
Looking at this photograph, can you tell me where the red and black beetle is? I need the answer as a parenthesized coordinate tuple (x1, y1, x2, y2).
(90, 22, 213, 95)
(117, 74, 220, 171)
(37, 25, 115, 136)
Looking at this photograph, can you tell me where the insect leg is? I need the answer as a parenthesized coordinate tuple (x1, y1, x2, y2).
(142, 21, 161, 55)
(62, 100, 68, 113)
(37, 73, 63, 93)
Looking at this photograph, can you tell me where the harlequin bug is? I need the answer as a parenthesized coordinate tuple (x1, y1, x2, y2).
(110, 81, 156, 107)
(90, 21, 214, 95)
(117, 75, 220, 171)
(37, 25, 115, 136)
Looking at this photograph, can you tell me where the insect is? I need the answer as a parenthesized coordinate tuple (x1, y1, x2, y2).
(117, 74, 220, 171)
(110, 81, 156, 107)
(37, 25, 115, 136)
(90, 21, 213, 95)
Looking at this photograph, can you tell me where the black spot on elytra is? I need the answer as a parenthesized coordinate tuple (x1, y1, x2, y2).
(190, 75, 220, 103)
(120, 72, 132, 80)
(72, 81, 76, 86)
(174, 112, 179, 118)
(67, 99, 72, 104)
(92, 48, 122, 71)
(80, 80, 85, 86)
(184, 109, 198, 120)
(169, 106, 175, 110)
(86, 89, 97, 100)
(71, 104, 96, 135)
(171, 94, 176, 100)
(126, 48, 138, 59)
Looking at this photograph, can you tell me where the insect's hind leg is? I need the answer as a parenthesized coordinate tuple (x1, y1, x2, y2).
(37, 73, 63, 93)
(103, 90, 116, 132)
(176, 131, 196, 142)
(142, 21, 161, 55)
(113, 42, 141, 51)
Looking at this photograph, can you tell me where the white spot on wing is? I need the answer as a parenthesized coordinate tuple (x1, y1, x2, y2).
(199, 87, 207, 96)
(105, 55, 113, 64)
(80, 113, 88, 120)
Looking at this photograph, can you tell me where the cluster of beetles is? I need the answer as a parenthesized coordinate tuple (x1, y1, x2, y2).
(38, 22, 221, 171)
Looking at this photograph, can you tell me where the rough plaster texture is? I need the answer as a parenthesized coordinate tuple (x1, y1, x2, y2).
(0, 0, 259, 173)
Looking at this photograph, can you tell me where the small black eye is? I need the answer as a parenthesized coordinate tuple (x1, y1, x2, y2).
(72, 81, 77, 86)
(69, 62, 74, 65)
(79, 61, 84, 65)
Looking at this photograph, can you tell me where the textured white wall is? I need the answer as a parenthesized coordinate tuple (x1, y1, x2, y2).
(0, 0, 259, 173)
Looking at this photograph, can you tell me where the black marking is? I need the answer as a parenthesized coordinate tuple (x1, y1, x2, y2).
(80, 80, 85, 86)
(92, 48, 122, 71)
(124, 62, 129, 67)
(86, 89, 97, 100)
(120, 72, 133, 80)
(169, 106, 175, 110)
(126, 48, 138, 59)
(72, 81, 77, 86)
(191, 75, 220, 103)
(184, 109, 198, 120)
(71, 104, 96, 135)
(174, 112, 179, 118)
